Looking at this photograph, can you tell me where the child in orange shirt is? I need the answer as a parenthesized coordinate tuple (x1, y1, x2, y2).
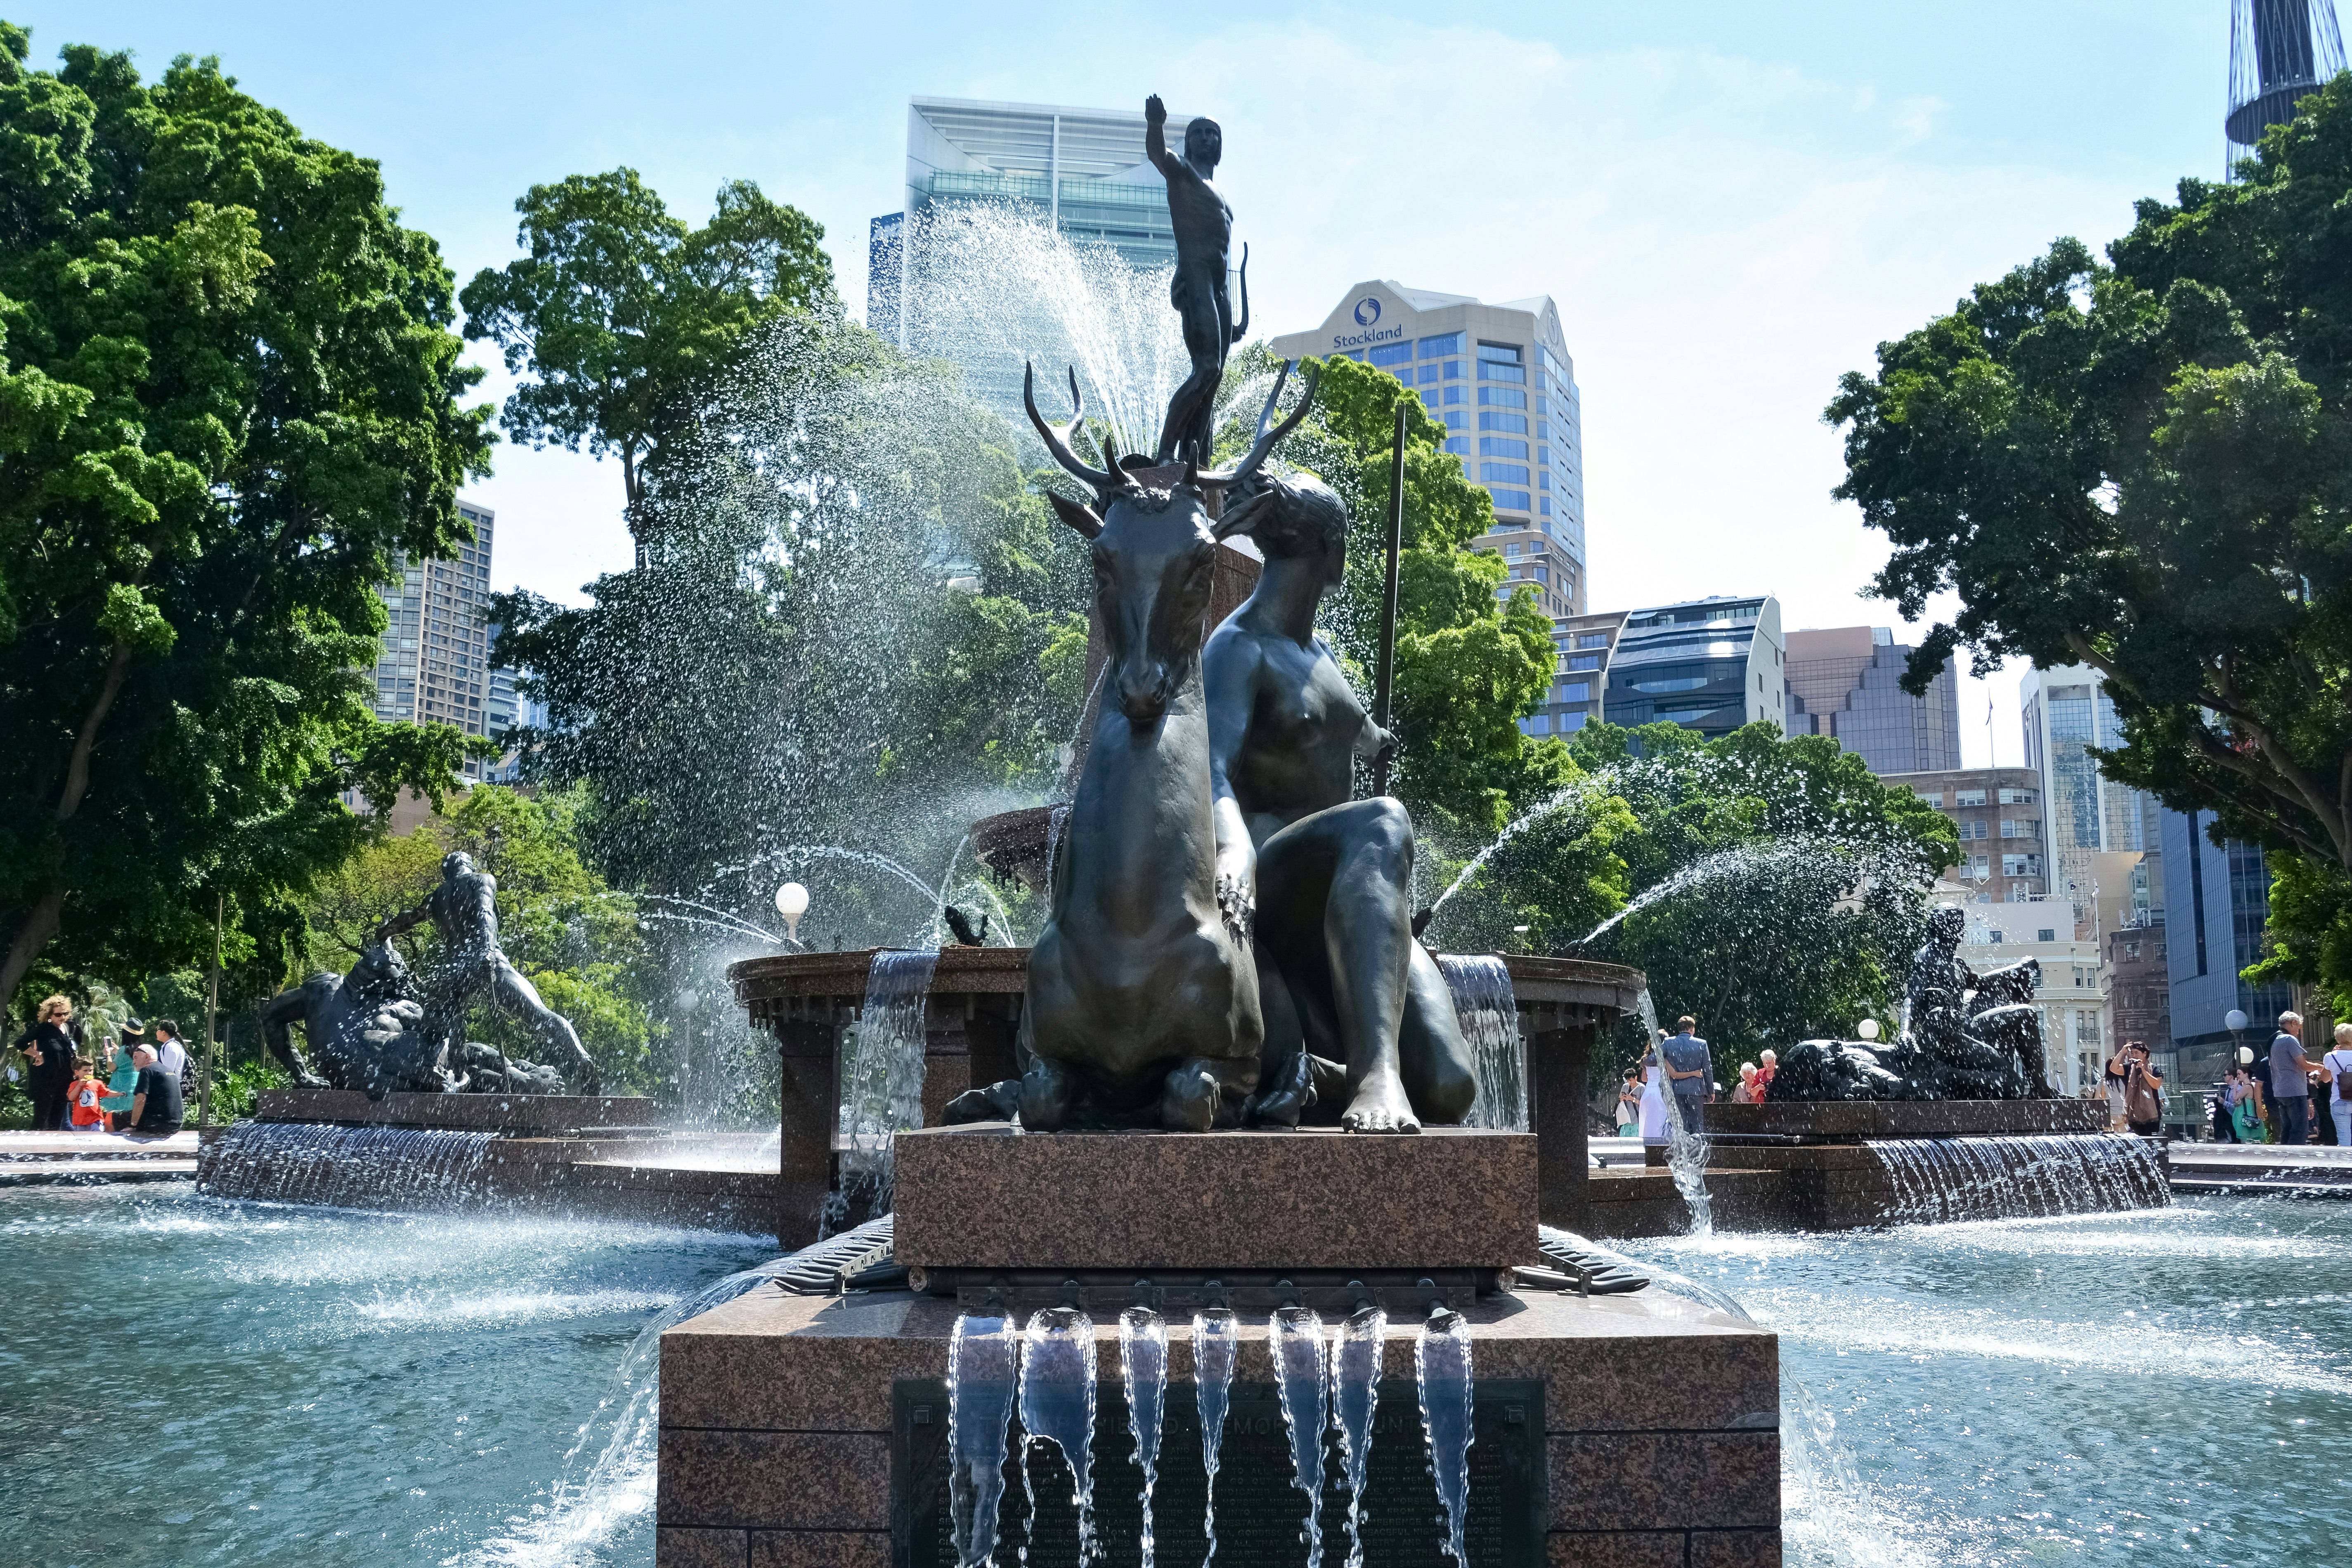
(68, 1062, 113, 1130)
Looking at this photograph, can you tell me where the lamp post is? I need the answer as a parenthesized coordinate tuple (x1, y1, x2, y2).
(775, 882, 810, 948)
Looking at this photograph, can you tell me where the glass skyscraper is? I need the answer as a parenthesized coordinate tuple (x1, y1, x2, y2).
(1272, 284, 1586, 617)
(1783, 626, 1961, 776)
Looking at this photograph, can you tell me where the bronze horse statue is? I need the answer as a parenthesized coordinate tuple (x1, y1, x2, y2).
(977, 363, 1317, 1131)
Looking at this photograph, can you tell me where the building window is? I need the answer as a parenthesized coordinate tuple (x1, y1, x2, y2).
(1419, 331, 1465, 358)
(1489, 489, 1532, 512)
(1443, 411, 1465, 430)
(1444, 385, 1466, 405)
(1477, 342, 1522, 367)
(1577, 634, 1609, 649)
(1444, 359, 1464, 379)
(1418, 366, 1440, 386)
(1563, 681, 1591, 701)
(1443, 437, 1470, 455)
(1480, 463, 1530, 485)
(1479, 412, 1528, 434)
(1570, 655, 1600, 671)
(1478, 385, 1528, 408)
(1539, 497, 1552, 515)
(1480, 438, 1529, 460)
(1998, 787, 2038, 804)
(1369, 342, 1413, 369)
(1954, 789, 1987, 807)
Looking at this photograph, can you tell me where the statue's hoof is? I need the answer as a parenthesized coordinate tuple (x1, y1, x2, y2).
(1161, 1070, 1219, 1133)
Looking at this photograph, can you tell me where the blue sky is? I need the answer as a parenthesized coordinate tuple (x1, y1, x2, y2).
(24, 1, 2245, 765)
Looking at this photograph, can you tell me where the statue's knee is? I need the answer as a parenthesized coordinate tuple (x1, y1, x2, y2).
(1426, 1059, 1477, 1123)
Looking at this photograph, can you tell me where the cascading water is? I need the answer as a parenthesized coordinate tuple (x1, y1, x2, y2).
(1191, 1306, 1238, 1566)
(1118, 1307, 1168, 1568)
(948, 1313, 1019, 1568)
(1867, 1134, 2170, 1224)
(199, 1121, 497, 1209)
(1414, 1305, 1475, 1567)
(1269, 1303, 1330, 1566)
(834, 948, 938, 1220)
(1018, 1306, 1098, 1563)
(1633, 989, 1713, 1235)
(1435, 955, 1528, 1131)
(1331, 1302, 1386, 1568)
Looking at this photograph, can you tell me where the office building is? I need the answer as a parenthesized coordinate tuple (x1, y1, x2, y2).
(1598, 596, 1785, 740)
(868, 96, 1204, 344)
(2019, 664, 2163, 923)
(1784, 626, 1961, 775)
(364, 499, 498, 783)
(1522, 610, 1628, 739)
(1273, 284, 1585, 617)
(2161, 805, 2293, 1072)
(2104, 924, 2172, 1064)
(1881, 766, 2050, 903)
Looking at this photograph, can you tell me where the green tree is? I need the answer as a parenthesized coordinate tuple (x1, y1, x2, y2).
(1274, 350, 1564, 836)
(461, 170, 833, 565)
(1825, 74, 2352, 1011)
(0, 28, 493, 1019)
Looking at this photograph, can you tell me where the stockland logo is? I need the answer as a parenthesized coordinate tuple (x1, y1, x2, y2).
(1352, 296, 1382, 326)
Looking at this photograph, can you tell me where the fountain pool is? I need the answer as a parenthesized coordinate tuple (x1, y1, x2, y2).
(1626, 1194, 2352, 1565)
(0, 1180, 772, 1568)
(7, 1181, 2346, 1566)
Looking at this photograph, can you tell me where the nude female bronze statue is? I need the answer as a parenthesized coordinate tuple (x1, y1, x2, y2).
(1204, 466, 1477, 1133)
(1144, 94, 1247, 466)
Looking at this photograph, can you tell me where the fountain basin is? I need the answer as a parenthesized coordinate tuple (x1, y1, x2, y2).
(727, 947, 1649, 1246)
(655, 1281, 1779, 1568)
(195, 1090, 780, 1234)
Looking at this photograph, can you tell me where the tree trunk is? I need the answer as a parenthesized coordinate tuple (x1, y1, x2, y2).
(0, 641, 134, 1017)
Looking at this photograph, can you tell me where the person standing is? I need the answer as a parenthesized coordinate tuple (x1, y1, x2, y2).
(1662, 1016, 1713, 1135)
(16, 995, 78, 1131)
(126, 1043, 184, 1136)
(1616, 1067, 1641, 1138)
(1754, 1048, 1778, 1102)
(2324, 1023, 2352, 1150)
(2118, 1041, 2165, 1137)
(1637, 1035, 1669, 1145)
(101, 1023, 140, 1130)
(2269, 1011, 2316, 1146)
(151, 1019, 187, 1096)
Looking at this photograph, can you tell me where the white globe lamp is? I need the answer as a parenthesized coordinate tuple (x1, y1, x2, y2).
(775, 882, 811, 944)
(1857, 1018, 1880, 1041)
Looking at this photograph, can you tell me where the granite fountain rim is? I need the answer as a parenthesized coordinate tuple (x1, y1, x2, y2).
(727, 945, 1647, 1011)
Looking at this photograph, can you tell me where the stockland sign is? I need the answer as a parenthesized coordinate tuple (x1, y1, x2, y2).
(1329, 293, 1402, 352)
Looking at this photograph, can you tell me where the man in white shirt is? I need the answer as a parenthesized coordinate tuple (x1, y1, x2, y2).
(152, 1020, 188, 1084)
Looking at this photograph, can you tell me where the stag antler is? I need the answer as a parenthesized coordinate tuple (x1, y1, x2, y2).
(1024, 362, 1124, 496)
(1200, 359, 1318, 490)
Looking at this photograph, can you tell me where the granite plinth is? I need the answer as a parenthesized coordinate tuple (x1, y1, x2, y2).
(1704, 1098, 2109, 1141)
(655, 1283, 1780, 1568)
(892, 1122, 1532, 1275)
(253, 1088, 657, 1132)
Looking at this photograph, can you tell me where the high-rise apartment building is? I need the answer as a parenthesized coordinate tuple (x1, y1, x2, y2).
(1784, 626, 1961, 776)
(1880, 766, 2051, 903)
(2020, 664, 2163, 923)
(365, 499, 498, 783)
(868, 96, 1205, 344)
(1599, 596, 1785, 740)
(1274, 283, 1586, 617)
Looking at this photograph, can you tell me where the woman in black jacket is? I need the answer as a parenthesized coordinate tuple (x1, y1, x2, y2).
(15, 994, 78, 1131)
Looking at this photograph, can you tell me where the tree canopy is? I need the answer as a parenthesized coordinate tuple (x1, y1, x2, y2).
(0, 27, 492, 1021)
(461, 170, 833, 565)
(1827, 75, 2352, 1010)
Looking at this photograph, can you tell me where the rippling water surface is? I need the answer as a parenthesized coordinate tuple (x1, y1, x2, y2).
(1627, 1194, 2352, 1567)
(0, 1181, 771, 1567)
(5, 1183, 2345, 1568)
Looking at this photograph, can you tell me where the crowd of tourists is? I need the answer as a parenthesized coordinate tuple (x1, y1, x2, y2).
(2206, 1011, 2352, 1148)
(10, 996, 189, 1136)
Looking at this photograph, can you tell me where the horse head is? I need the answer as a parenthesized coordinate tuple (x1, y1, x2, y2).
(1024, 361, 1317, 729)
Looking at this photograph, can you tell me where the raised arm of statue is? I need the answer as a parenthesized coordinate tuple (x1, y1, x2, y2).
(1144, 94, 1176, 175)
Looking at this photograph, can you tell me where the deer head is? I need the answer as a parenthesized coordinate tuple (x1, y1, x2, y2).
(1026, 362, 1317, 730)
